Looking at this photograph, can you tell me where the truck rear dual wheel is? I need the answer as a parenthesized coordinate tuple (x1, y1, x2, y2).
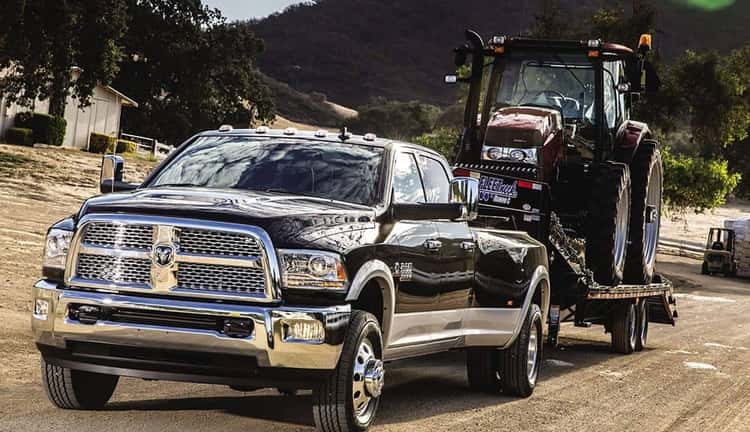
(466, 303, 543, 397)
(313, 311, 384, 432)
(41, 358, 119, 409)
(586, 162, 632, 286)
(625, 141, 663, 284)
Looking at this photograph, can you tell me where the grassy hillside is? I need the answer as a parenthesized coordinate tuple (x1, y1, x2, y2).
(251, 0, 750, 107)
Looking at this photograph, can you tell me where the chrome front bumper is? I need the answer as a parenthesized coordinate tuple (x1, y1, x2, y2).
(32, 280, 350, 370)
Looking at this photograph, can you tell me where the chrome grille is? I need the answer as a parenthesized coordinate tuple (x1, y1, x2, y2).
(179, 228, 263, 257)
(76, 254, 151, 285)
(69, 216, 274, 302)
(83, 223, 153, 250)
(177, 262, 266, 293)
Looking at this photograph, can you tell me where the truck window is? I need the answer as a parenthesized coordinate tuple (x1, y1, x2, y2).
(393, 153, 426, 203)
(418, 155, 450, 203)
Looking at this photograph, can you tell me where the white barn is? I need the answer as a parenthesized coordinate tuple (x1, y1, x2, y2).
(0, 67, 137, 150)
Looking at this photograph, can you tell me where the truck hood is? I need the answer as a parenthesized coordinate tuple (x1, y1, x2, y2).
(79, 187, 378, 251)
(484, 106, 562, 149)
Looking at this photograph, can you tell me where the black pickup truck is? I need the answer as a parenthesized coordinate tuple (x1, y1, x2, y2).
(33, 127, 550, 432)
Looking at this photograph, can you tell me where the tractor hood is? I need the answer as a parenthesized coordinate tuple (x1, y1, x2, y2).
(483, 107, 562, 150)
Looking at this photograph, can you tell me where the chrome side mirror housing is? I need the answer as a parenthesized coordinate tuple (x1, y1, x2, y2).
(100, 155, 125, 194)
(450, 177, 479, 221)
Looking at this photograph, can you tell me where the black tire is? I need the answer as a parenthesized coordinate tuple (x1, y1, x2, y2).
(635, 299, 649, 352)
(701, 262, 709, 275)
(625, 141, 662, 284)
(611, 302, 637, 354)
(466, 348, 502, 393)
(586, 162, 632, 286)
(500, 304, 543, 397)
(41, 358, 118, 409)
(313, 311, 383, 432)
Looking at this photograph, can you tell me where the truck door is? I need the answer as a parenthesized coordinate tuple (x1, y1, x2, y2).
(417, 154, 475, 311)
(391, 152, 443, 313)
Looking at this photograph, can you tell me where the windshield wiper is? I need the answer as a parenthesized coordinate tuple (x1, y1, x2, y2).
(150, 183, 199, 188)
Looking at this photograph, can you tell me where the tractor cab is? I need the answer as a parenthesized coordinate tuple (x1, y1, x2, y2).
(702, 228, 737, 276)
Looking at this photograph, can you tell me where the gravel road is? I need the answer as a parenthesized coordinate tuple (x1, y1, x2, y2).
(1, 145, 749, 431)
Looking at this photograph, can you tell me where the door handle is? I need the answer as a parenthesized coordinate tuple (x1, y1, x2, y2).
(424, 239, 442, 251)
(460, 241, 476, 251)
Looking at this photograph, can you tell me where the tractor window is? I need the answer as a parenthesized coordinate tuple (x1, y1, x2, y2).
(603, 62, 618, 129)
(494, 50, 596, 124)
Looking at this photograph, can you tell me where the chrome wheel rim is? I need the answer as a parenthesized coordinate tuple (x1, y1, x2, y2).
(614, 185, 631, 273)
(628, 304, 637, 349)
(639, 302, 648, 346)
(352, 338, 382, 424)
(527, 317, 540, 384)
(644, 163, 662, 269)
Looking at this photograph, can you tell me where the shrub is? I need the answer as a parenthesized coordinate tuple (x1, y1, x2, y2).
(89, 133, 117, 154)
(349, 100, 441, 140)
(662, 148, 741, 212)
(15, 112, 66, 146)
(413, 128, 460, 163)
(116, 139, 137, 154)
(5, 127, 34, 147)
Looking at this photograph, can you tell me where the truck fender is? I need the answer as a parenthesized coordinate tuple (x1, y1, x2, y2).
(503, 265, 550, 349)
(614, 120, 651, 164)
(345, 260, 396, 347)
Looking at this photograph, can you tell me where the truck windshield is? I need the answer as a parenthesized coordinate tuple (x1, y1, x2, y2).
(149, 136, 385, 206)
(495, 50, 595, 124)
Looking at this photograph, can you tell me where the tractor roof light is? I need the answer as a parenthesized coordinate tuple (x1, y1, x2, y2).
(587, 39, 602, 49)
(638, 33, 653, 52)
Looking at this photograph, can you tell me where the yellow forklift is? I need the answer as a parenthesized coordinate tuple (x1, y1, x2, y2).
(702, 228, 738, 276)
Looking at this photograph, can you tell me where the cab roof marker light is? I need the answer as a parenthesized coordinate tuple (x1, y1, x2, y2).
(218, 124, 233, 132)
(363, 133, 377, 142)
(314, 130, 328, 138)
(283, 127, 297, 135)
(256, 126, 270, 134)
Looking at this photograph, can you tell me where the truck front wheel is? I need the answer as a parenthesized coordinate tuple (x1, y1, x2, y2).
(313, 311, 384, 432)
(41, 358, 119, 409)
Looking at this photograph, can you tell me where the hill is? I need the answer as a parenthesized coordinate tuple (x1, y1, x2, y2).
(251, 0, 750, 107)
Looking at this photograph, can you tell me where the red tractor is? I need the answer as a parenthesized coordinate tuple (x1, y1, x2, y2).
(450, 31, 675, 352)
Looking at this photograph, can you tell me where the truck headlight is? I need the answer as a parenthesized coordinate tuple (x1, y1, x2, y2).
(43, 229, 73, 278)
(278, 249, 348, 290)
(483, 146, 538, 164)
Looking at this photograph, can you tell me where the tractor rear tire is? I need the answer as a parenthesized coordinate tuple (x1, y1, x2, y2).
(625, 141, 662, 284)
(586, 162, 632, 286)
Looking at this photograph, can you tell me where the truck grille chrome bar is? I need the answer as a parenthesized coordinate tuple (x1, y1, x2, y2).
(67, 214, 281, 302)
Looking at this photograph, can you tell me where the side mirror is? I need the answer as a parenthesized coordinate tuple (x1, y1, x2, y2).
(100, 155, 138, 194)
(454, 48, 468, 68)
(450, 177, 479, 221)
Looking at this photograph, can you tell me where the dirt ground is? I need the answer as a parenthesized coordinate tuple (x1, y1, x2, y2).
(0, 145, 749, 431)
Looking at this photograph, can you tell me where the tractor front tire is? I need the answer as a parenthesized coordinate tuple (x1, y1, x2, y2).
(625, 141, 663, 284)
(586, 162, 632, 286)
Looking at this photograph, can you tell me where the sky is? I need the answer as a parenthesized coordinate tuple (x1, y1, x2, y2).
(203, 0, 304, 21)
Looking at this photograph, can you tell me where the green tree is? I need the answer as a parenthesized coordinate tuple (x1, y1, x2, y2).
(662, 148, 741, 212)
(413, 128, 460, 162)
(349, 100, 440, 141)
(0, 0, 128, 116)
(114, 0, 274, 145)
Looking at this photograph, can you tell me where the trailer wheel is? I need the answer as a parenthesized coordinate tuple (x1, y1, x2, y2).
(41, 358, 119, 409)
(635, 299, 649, 351)
(313, 310, 383, 432)
(586, 162, 632, 286)
(611, 302, 637, 354)
(625, 142, 662, 284)
(500, 303, 543, 397)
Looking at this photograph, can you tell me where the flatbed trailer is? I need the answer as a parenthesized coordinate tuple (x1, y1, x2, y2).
(455, 163, 677, 353)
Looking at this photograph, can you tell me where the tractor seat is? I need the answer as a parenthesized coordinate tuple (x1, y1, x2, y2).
(711, 241, 724, 250)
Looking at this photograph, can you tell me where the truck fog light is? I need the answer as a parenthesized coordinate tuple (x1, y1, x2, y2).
(283, 320, 325, 343)
(34, 299, 50, 320)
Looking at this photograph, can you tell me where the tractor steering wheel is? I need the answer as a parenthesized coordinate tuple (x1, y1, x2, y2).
(532, 90, 567, 108)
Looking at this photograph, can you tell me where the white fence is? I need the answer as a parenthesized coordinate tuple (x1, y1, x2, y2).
(120, 133, 173, 159)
